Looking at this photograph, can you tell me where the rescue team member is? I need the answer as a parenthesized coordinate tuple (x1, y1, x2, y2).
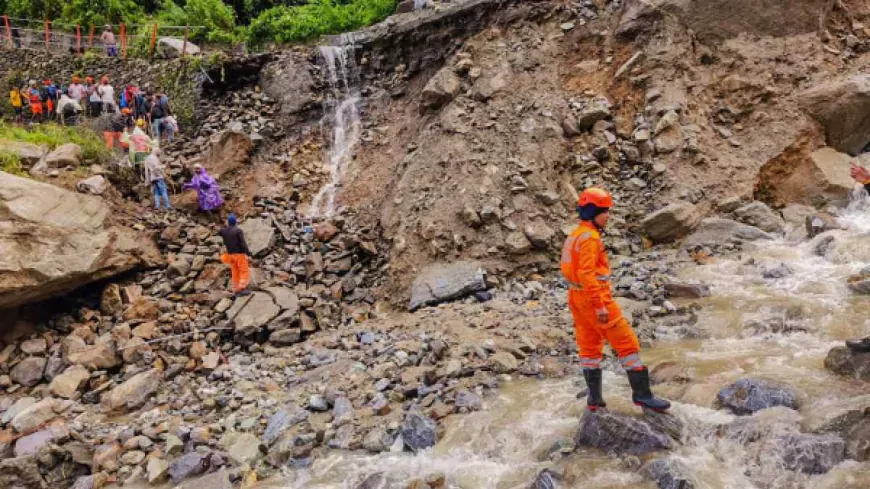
(561, 188, 671, 412)
(27, 80, 43, 123)
(9, 85, 23, 123)
(219, 214, 251, 297)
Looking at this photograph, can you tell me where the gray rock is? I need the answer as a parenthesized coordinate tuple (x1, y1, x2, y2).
(663, 283, 710, 298)
(168, 452, 206, 484)
(166, 257, 191, 280)
(505, 231, 533, 254)
(239, 218, 275, 256)
(491, 351, 518, 373)
(147, 457, 169, 484)
(2, 397, 36, 425)
(225, 432, 261, 465)
(577, 99, 611, 131)
(228, 292, 280, 336)
(799, 74, 870, 155)
(422, 66, 461, 109)
(44, 143, 82, 167)
(262, 405, 309, 446)
(354, 473, 387, 489)
(767, 433, 845, 474)
(734, 202, 786, 234)
(178, 469, 231, 489)
(362, 427, 394, 453)
(683, 218, 773, 248)
(0, 172, 160, 310)
(408, 261, 487, 311)
(524, 221, 556, 249)
(156, 37, 201, 58)
(309, 395, 329, 412)
(76, 176, 107, 195)
(574, 409, 671, 456)
(824, 347, 870, 382)
(20, 339, 47, 356)
(642, 457, 698, 489)
(641, 203, 702, 243)
(454, 389, 483, 411)
(265, 286, 299, 314)
(269, 328, 302, 345)
(101, 369, 161, 412)
(10, 357, 46, 387)
(0, 456, 46, 489)
(1, 140, 47, 166)
(716, 378, 798, 415)
(49, 365, 90, 399)
(401, 412, 438, 453)
(530, 468, 562, 489)
(11, 398, 60, 433)
(332, 397, 355, 426)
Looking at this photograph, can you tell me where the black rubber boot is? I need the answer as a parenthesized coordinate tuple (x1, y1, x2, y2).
(582, 368, 607, 411)
(846, 336, 870, 352)
(626, 367, 671, 412)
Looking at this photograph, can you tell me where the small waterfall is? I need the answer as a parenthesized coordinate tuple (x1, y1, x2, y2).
(309, 45, 362, 218)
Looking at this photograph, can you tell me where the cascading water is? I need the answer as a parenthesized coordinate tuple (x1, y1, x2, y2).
(269, 194, 870, 488)
(309, 45, 362, 218)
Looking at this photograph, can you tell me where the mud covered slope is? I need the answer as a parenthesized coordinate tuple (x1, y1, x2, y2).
(332, 0, 870, 301)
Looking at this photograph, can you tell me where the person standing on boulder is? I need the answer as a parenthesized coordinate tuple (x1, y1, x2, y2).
(561, 188, 671, 412)
(219, 214, 251, 297)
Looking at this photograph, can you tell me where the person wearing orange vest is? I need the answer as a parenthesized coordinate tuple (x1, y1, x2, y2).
(26, 80, 43, 123)
(561, 187, 671, 412)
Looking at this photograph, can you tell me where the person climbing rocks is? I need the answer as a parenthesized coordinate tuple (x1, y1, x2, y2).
(128, 118, 154, 167)
(150, 91, 170, 141)
(561, 187, 671, 412)
(219, 213, 251, 297)
(183, 164, 225, 217)
(27, 80, 43, 123)
(144, 148, 171, 211)
(9, 85, 23, 124)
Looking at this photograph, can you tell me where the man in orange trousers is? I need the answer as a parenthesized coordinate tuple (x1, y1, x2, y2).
(561, 188, 670, 412)
(219, 213, 251, 296)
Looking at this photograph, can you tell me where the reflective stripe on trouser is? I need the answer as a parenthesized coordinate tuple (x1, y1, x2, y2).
(618, 352, 644, 370)
(220, 253, 250, 292)
(568, 289, 641, 365)
(580, 357, 602, 369)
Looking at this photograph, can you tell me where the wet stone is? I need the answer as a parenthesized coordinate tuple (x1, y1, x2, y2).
(767, 433, 845, 475)
(575, 409, 671, 456)
(401, 412, 438, 453)
(530, 468, 563, 489)
(168, 452, 207, 484)
(643, 457, 698, 489)
(262, 405, 309, 446)
(716, 378, 799, 415)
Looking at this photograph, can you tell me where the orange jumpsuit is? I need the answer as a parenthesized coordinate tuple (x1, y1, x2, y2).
(220, 253, 250, 292)
(561, 221, 642, 370)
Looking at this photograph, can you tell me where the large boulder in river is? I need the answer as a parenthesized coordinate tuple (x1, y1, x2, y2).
(808, 394, 870, 461)
(642, 457, 699, 489)
(756, 146, 855, 208)
(716, 378, 798, 415)
(764, 433, 845, 474)
(683, 218, 773, 249)
(824, 346, 870, 382)
(640, 202, 702, 243)
(800, 74, 870, 155)
(0, 172, 160, 310)
(401, 412, 438, 452)
(733, 202, 786, 234)
(408, 261, 487, 311)
(575, 409, 671, 456)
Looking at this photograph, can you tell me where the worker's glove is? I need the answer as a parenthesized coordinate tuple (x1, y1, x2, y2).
(595, 308, 609, 324)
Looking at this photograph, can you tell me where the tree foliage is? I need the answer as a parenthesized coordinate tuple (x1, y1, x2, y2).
(2, 0, 399, 47)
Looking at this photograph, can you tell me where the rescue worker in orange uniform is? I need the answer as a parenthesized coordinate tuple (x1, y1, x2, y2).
(561, 188, 671, 412)
(219, 214, 252, 297)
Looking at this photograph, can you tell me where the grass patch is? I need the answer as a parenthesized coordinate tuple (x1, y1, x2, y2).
(0, 151, 27, 177)
(0, 121, 111, 164)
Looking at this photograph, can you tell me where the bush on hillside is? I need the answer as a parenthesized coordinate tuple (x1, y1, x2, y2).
(247, 0, 397, 45)
(157, 0, 240, 44)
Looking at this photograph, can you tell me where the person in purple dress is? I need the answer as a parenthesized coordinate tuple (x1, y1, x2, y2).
(183, 164, 224, 217)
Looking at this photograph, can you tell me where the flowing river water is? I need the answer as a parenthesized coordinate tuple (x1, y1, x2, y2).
(261, 197, 870, 489)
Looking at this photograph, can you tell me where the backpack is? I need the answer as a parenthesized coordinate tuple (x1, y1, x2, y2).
(152, 101, 166, 119)
(39, 87, 50, 102)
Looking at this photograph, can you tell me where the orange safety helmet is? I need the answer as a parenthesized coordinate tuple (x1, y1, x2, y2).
(121, 108, 132, 115)
(72, 75, 80, 83)
(85, 76, 94, 83)
(578, 187, 614, 209)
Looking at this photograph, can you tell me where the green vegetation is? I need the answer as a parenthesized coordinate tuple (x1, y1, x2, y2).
(0, 121, 111, 165)
(247, 0, 398, 45)
(0, 150, 27, 176)
(1, 0, 399, 48)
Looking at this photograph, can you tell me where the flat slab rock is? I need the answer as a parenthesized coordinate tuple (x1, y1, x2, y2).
(408, 261, 487, 311)
(574, 409, 671, 456)
(716, 378, 798, 415)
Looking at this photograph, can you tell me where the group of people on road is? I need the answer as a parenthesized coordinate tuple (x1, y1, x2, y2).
(8, 75, 178, 144)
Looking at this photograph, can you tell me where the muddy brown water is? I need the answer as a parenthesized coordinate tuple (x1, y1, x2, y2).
(257, 203, 870, 489)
